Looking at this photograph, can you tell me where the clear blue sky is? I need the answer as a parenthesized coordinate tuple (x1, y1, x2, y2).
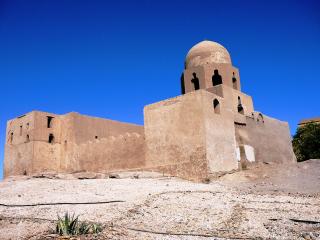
(0, 0, 319, 179)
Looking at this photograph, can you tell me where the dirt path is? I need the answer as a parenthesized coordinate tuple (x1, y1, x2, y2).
(0, 160, 319, 240)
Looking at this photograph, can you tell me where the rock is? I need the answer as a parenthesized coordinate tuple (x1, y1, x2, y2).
(73, 172, 99, 179)
(108, 173, 120, 179)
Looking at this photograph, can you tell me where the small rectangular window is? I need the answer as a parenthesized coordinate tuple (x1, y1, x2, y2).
(47, 116, 54, 128)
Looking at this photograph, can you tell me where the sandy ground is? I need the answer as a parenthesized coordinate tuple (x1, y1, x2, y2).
(0, 160, 319, 240)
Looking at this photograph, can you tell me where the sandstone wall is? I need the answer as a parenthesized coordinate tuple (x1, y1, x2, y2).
(4, 111, 146, 177)
(4, 112, 35, 177)
(243, 113, 296, 164)
(67, 132, 145, 173)
(201, 90, 238, 173)
(144, 91, 208, 181)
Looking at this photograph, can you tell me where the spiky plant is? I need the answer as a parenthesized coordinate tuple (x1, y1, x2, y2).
(78, 221, 91, 235)
(55, 212, 103, 236)
(91, 223, 102, 234)
(56, 212, 79, 236)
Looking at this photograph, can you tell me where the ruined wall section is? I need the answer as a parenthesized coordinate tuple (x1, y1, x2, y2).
(144, 91, 208, 181)
(245, 113, 296, 164)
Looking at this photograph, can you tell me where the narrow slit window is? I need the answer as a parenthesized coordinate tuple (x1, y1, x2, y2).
(191, 72, 200, 90)
(232, 72, 238, 90)
(47, 116, 54, 128)
(20, 125, 23, 136)
(26, 135, 30, 142)
(48, 133, 54, 143)
(213, 99, 220, 114)
(237, 96, 244, 114)
(10, 132, 13, 144)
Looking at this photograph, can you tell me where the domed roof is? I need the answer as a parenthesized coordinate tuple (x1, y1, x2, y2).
(185, 40, 231, 69)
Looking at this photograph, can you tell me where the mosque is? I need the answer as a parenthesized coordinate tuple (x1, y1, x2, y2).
(3, 40, 296, 181)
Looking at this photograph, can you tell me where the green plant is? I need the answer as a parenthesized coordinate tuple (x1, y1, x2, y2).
(292, 123, 320, 162)
(55, 212, 103, 236)
(56, 212, 79, 236)
(91, 223, 102, 234)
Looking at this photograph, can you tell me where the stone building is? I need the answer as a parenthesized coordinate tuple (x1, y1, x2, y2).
(298, 117, 320, 128)
(3, 40, 296, 181)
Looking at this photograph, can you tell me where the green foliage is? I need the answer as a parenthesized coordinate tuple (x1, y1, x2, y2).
(292, 123, 320, 162)
(55, 212, 102, 236)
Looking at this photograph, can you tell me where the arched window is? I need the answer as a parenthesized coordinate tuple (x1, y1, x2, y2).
(237, 96, 244, 114)
(48, 134, 54, 144)
(191, 72, 200, 90)
(26, 135, 30, 143)
(232, 72, 238, 90)
(212, 69, 222, 86)
(257, 113, 264, 123)
(213, 99, 220, 114)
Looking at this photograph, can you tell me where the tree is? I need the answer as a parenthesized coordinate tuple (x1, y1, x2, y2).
(292, 123, 320, 162)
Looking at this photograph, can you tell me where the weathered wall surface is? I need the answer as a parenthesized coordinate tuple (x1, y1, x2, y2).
(201, 90, 238, 173)
(4, 112, 35, 177)
(4, 111, 146, 177)
(4, 143, 33, 177)
(70, 113, 144, 144)
(144, 91, 208, 181)
(59, 112, 145, 172)
(231, 89, 254, 115)
(243, 113, 296, 164)
(70, 132, 145, 173)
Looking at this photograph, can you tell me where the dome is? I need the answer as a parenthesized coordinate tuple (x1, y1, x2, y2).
(185, 40, 231, 69)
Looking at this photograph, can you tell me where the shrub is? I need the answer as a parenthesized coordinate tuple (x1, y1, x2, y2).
(55, 212, 102, 236)
(292, 123, 320, 162)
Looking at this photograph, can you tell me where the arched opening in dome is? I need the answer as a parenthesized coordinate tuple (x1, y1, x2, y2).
(237, 96, 244, 114)
(232, 72, 238, 90)
(213, 99, 220, 114)
(212, 69, 222, 86)
(180, 73, 185, 94)
(191, 72, 200, 90)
